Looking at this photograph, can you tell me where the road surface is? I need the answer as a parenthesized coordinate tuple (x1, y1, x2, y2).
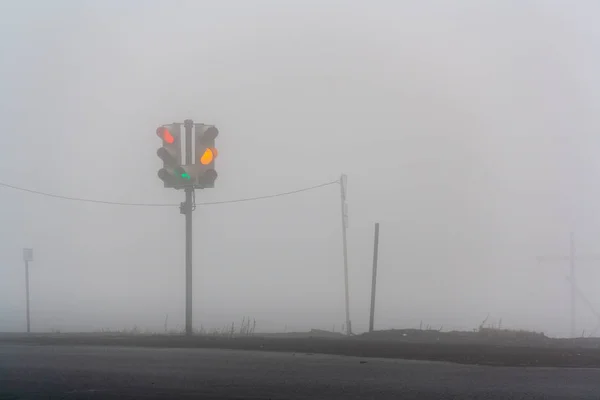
(0, 344, 599, 399)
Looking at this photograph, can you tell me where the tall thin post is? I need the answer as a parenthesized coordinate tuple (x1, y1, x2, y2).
(369, 223, 380, 333)
(537, 232, 600, 338)
(340, 174, 351, 335)
(570, 231, 576, 338)
(25, 260, 30, 333)
(184, 119, 194, 336)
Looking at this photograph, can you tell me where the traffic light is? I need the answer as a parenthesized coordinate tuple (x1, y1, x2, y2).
(194, 124, 219, 188)
(157, 124, 190, 188)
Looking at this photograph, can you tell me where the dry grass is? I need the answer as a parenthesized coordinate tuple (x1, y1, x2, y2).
(476, 315, 546, 339)
(94, 317, 257, 338)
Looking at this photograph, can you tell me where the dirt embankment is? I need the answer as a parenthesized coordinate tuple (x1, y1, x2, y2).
(3, 329, 600, 368)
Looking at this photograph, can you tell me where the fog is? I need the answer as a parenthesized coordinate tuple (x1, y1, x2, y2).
(2, 0, 600, 337)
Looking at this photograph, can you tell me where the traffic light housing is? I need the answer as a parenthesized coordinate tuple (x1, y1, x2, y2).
(194, 124, 219, 188)
(157, 124, 190, 188)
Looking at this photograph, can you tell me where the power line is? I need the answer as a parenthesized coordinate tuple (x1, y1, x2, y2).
(0, 180, 339, 207)
(0, 181, 173, 207)
(196, 181, 338, 206)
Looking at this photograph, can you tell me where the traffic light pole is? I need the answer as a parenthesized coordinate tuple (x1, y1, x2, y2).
(158, 119, 218, 336)
(184, 187, 193, 336)
(184, 119, 194, 336)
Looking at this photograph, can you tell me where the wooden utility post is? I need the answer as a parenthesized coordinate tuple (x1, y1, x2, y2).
(369, 223, 380, 333)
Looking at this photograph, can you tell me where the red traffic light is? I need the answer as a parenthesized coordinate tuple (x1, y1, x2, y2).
(156, 126, 175, 144)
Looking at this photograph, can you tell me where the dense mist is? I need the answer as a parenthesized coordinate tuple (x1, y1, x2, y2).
(2, 0, 600, 337)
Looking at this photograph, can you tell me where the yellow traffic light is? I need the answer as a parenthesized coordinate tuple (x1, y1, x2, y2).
(200, 148, 217, 165)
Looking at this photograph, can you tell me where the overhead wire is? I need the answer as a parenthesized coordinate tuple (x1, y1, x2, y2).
(0, 179, 339, 208)
(196, 180, 338, 206)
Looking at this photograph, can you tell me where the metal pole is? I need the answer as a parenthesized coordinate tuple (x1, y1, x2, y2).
(570, 232, 576, 338)
(184, 119, 194, 336)
(340, 174, 351, 335)
(25, 260, 30, 333)
(369, 223, 380, 333)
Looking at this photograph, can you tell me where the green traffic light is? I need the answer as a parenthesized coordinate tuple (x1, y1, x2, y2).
(181, 173, 191, 180)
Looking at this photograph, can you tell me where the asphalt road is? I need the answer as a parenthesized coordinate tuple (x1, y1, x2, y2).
(0, 345, 599, 399)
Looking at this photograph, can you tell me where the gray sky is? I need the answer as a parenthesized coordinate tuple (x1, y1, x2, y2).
(2, 0, 600, 337)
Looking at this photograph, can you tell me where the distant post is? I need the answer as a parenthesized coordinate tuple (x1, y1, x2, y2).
(339, 174, 352, 335)
(536, 232, 600, 338)
(23, 248, 33, 333)
(369, 223, 380, 333)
